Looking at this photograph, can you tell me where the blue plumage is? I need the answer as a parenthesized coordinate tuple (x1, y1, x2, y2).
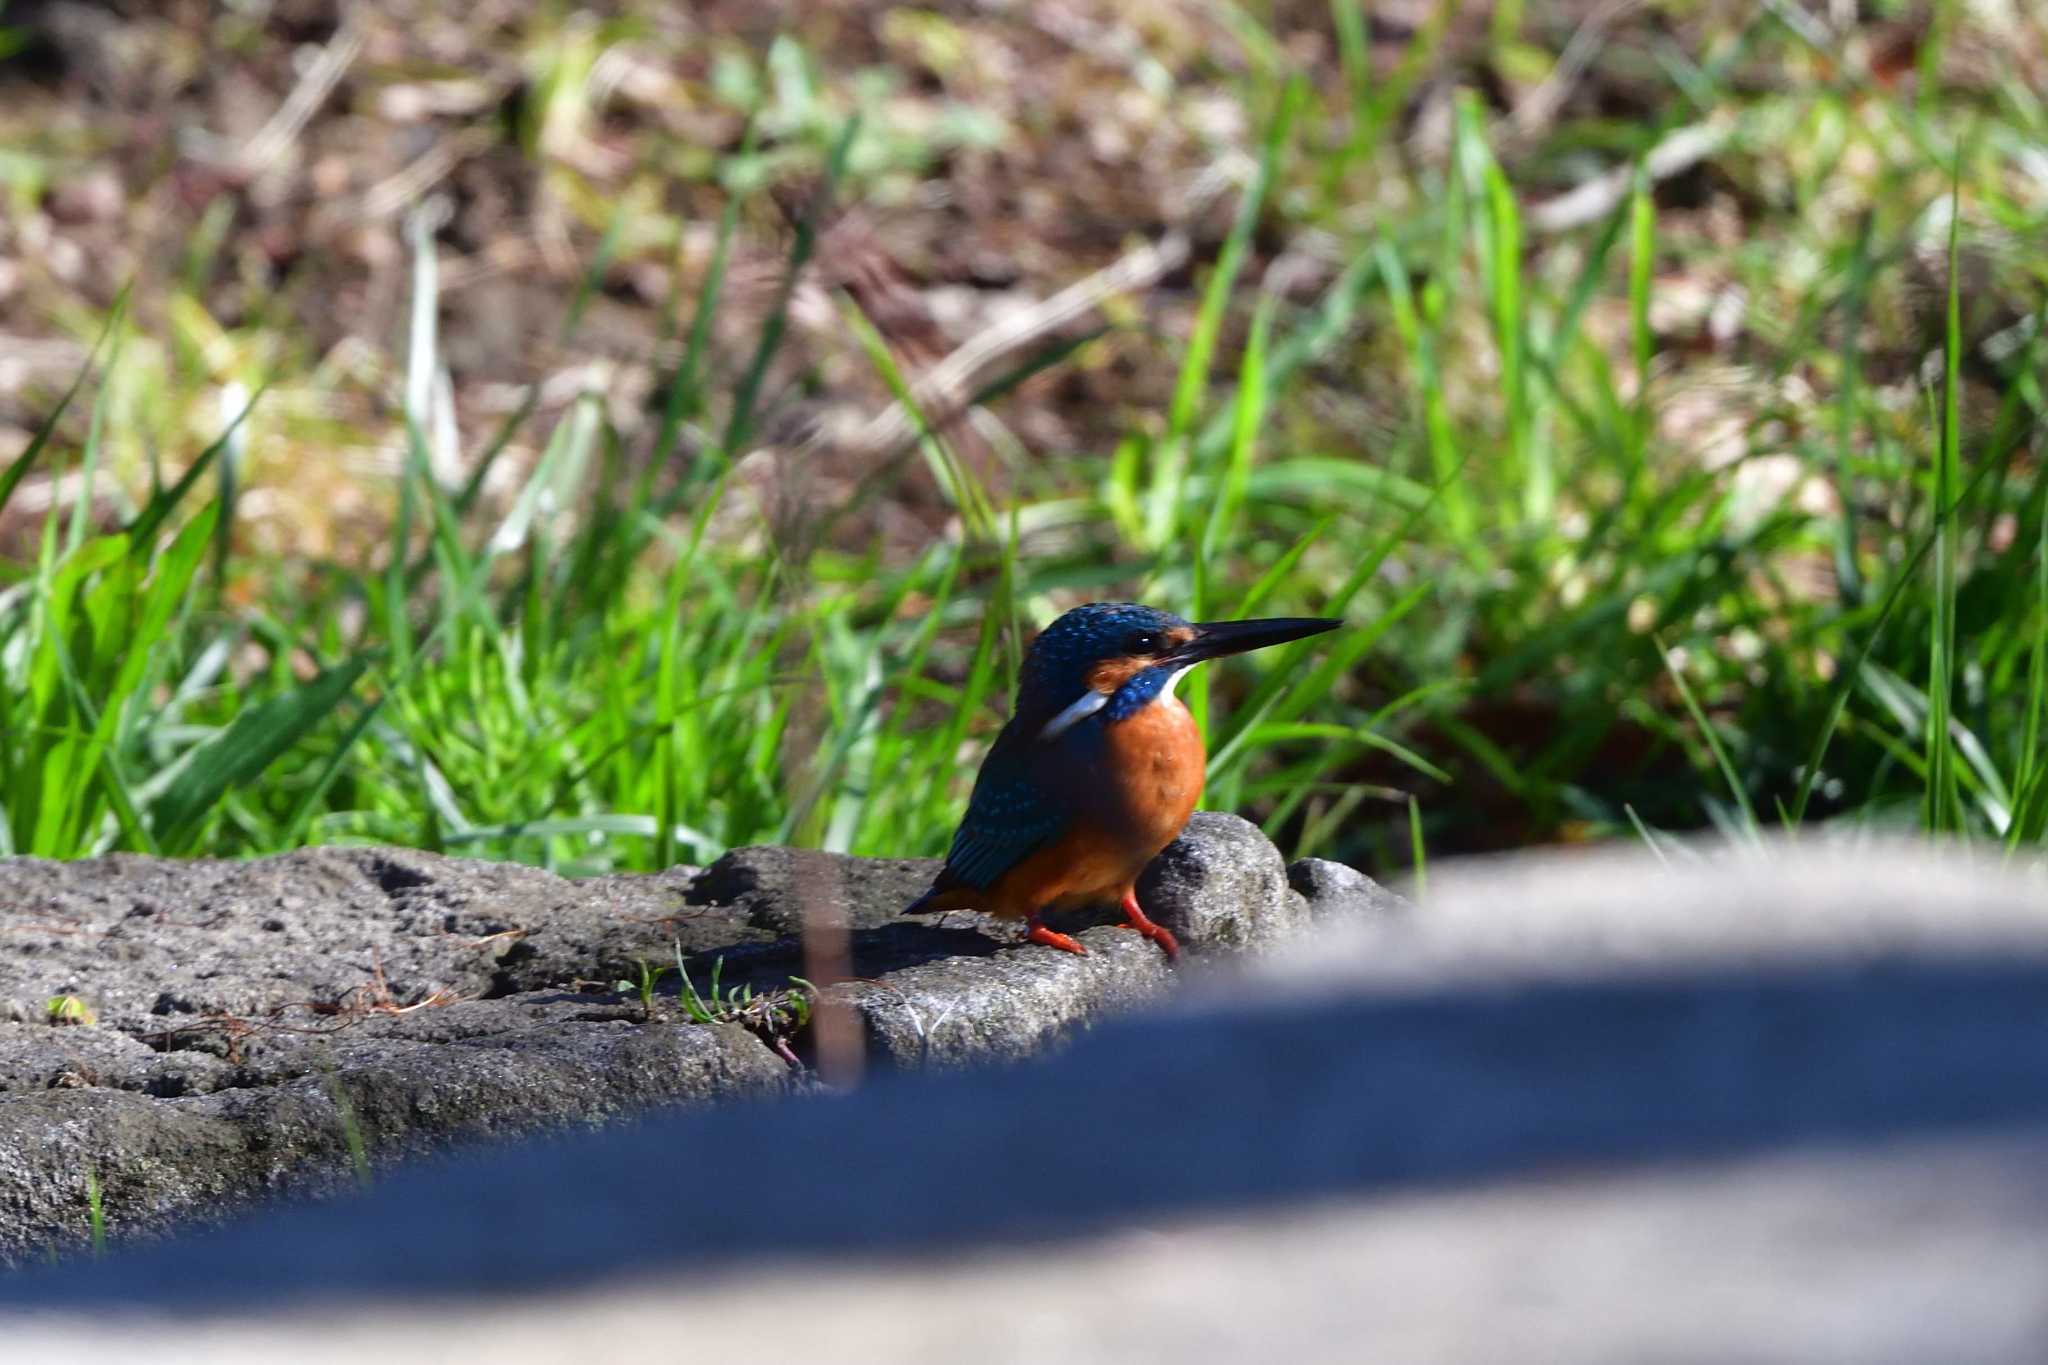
(939, 739, 1070, 890)
(1103, 663, 1182, 722)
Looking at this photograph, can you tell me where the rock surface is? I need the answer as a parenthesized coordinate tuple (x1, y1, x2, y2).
(688, 845, 939, 936)
(1137, 811, 1307, 949)
(7, 841, 2048, 1363)
(0, 820, 1387, 1261)
(1287, 855, 1416, 921)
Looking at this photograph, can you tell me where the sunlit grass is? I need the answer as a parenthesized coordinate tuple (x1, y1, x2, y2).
(2, 8, 2045, 875)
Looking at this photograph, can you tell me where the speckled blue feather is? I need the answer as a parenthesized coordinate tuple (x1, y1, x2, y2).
(939, 735, 1075, 890)
(1017, 603, 1189, 722)
(1103, 664, 1180, 722)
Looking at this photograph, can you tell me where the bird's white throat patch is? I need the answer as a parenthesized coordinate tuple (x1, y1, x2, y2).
(1037, 664, 1195, 742)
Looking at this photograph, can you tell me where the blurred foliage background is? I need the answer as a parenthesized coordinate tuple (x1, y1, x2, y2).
(0, 0, 2044, 875)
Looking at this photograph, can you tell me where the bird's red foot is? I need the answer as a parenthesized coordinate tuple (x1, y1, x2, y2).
(1121, 890, 1181, 960)
(1024, 917, 1088, 956)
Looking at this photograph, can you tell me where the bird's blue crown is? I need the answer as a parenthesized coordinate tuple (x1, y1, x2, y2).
(1020, 602, 1189, 727)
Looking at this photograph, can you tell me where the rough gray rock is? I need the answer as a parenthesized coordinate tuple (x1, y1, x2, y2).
(10, 843, 2048, 1364)
(690, 845, 939, 935)
(1137, 811, 1308, 950)
(0, 846, 798, 1263)
(0, 819, 1384, 1261)
(0, 846, 756, 1041)
(1287, 856, 1415, 921)
(0, 1011, 786, 1269)
(817, 813, 1386, 1067)
(835, 927, 1174, 1068)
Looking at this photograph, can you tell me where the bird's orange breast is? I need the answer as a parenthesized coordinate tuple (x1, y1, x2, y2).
(1095, 694, 1205, 853)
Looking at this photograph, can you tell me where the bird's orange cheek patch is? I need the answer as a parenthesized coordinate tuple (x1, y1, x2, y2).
(1087, 628, 1191, 692)
(1086, 656, 1148, 693)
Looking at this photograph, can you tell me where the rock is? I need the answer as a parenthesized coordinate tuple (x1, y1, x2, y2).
(835, 928, 1174, 1068)
(12, 842, 2048, 1363)
(826, 813, 1332, 1067)
(0, 846, 756, 1042)
(1137, 811, 1308, 951)
(691, 845, 940, 935)
(0, 845, 788, 1262)
(0, 1009, 787, 1265)
(1288, 857, 1414, 921)
(0, 818, 1353, 1259)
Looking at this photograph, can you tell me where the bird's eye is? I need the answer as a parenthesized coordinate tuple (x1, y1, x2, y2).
(1126, 631, 1161, 655)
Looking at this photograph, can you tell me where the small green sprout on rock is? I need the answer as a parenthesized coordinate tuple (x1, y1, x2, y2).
(619, 959, 671, 1020)
(614, 945, 816, 1069)
(47, 995, 96, 1027)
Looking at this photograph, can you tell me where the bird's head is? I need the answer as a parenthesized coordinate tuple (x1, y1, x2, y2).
(1019, 602, 1341, 741)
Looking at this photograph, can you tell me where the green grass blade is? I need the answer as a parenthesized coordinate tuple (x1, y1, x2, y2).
(559, 198, 630, 343)
(149, 655, 373, 849)
(1657, 634, 1759, 839)
(1924, 174, 1963, 835)
(65, 301, 126, 556)
(127, 386, 264, 552)
(2012, 467, 2048, 847)
(1789, 449, 2006, 824)
(0, 285, 131, 515)
(1407, 793, 1426, 896)
(1627, 168, 1654, 450)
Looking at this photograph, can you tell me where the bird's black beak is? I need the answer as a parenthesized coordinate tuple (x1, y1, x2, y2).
(1172, 616, 1342, 664)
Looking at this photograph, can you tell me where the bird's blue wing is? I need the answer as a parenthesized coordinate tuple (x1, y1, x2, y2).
(941, 721, 1071, 890)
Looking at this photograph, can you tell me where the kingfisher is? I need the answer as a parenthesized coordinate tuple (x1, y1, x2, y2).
(904, 603, 1341, 959)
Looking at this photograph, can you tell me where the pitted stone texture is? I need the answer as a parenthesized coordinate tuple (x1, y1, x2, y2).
(691, 845, 941, 935)
(16, 843, 2048, 1365)
(0, 847, 791, 1264)
(0, 1014, 787, 1265)
(1137, 812, 1308, 952)
(0, 846, 754, 1040)
(0, 820, 1361, 1261)
(1288, 857, 1414, 922)
(829, 812, 1344, 1067)
(834, 927, 1174, 1068)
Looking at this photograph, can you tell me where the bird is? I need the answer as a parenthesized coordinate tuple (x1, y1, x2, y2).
(905, 603, 1341, 959)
